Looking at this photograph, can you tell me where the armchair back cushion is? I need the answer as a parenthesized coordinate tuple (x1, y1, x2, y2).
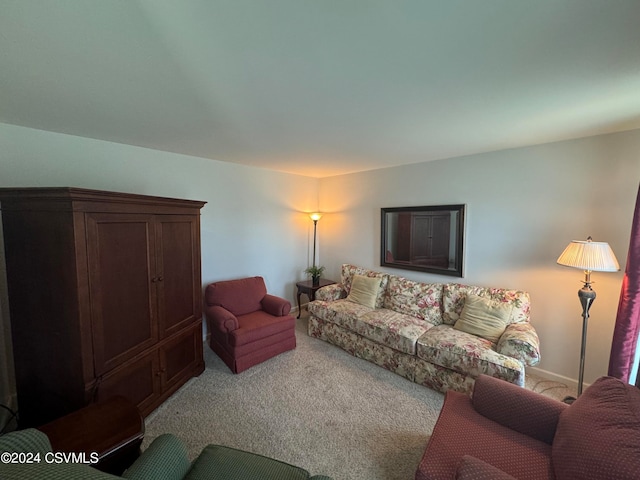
(205, 276, 267, 316)
(552, 376, 640, 480)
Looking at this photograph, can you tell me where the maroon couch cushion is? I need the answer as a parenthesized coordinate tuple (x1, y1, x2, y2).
(552, 376, 640, 480)
(205, 276, 267, 316)
(416, 391, 554, 480)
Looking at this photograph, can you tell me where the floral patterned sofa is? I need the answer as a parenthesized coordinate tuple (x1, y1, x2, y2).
(307, 264, 541, 394)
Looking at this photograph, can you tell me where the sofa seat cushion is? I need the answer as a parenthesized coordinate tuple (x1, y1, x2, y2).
(384, 276, 443, 325)
(307, 299, 373, 329)
(230, 311, 295, 347)
(354, 308, 436, 354)
(416, 325, 525, 385)
(416, 390, 554, 480)
(552, 376, 640, 480)
(442, 283, 530, 326)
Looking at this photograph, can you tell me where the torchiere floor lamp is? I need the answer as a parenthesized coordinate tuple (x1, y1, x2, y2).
(557, 236, 620, 401)
(309, 212, 322, 268)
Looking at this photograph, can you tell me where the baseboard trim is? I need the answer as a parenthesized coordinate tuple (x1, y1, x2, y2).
(526, 366, 589, 391)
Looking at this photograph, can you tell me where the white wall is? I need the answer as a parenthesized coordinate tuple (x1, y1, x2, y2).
(0, 123, 320, 294)
(1, 122, 639, 392)
(0, 123, 321, 408)
(317, 129, 640, 387)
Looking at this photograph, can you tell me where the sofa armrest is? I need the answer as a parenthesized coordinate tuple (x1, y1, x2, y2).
(205, 305, 239, 333)
(496, 322, 541, 366)
(315, 283, 345, 302)
(261, 294, 292, 316)
(123, 434, 190, 480)
(456, 455, 517, 480)
(472, 374, 567, 444)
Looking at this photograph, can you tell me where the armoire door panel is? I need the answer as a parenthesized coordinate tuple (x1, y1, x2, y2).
(431, 215, 451, 259)
(87, 213, 159, 374)
(95, 352, 160, 414)
(160, 323, 202, 391)
(156, 216, 199, 338)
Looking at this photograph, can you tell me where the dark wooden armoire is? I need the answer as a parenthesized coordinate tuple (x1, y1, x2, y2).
(0, 187, 206, 427)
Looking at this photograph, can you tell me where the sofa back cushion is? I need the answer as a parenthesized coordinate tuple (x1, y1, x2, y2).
(442, 284, 530, 326)
(552, 376, 640, 480)
(384, 275, 443, 325)
(453, 294, 512, 343)
(205, 276, 267, 316)
(341, 264, 389, 309)
(346, 275, 381, 308)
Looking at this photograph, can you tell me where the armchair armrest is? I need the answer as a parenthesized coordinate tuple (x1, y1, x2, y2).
(123, 434, 190, 480)
(456, 456, 516, 480)
(0, 428, 52, 455)
(496, 322, 541, 366)
(315, 283, 345, 302)
(205, 305, 239, 333)
(261, 294, 292, 316)
(472, 375, 567, 444)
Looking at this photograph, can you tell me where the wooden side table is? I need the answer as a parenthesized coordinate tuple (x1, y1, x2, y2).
(38, 396, 144, 475)
(296, 278, 336, 318)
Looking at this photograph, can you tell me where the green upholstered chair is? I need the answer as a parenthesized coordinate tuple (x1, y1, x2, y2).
(0, 429, 332, 480)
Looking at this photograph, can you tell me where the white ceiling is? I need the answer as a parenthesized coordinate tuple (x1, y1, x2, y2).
(2, 1, 640, 178)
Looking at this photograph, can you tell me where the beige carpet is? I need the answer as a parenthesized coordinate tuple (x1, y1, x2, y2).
(144, 315, 573, 480)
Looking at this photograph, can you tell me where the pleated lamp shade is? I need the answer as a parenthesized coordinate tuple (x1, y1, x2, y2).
(557, 237, 620, 272)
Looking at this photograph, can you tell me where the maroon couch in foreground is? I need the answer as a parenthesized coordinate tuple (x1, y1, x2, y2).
(416, 374, 640, 480)
(204, 276, 296, 373)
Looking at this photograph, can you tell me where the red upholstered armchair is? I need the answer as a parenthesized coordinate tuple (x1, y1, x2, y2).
(204, 276, 296, 373)
(416, 374, 640, 480)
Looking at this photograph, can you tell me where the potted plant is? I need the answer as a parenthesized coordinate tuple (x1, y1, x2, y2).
(304, 265, 325, 286)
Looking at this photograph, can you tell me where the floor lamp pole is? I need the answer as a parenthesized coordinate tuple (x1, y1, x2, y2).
(577, 285, 596, 396)
(312, 219, 318, 268)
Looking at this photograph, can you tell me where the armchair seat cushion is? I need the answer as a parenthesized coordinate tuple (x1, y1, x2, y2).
(230, 311, 295, 347)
